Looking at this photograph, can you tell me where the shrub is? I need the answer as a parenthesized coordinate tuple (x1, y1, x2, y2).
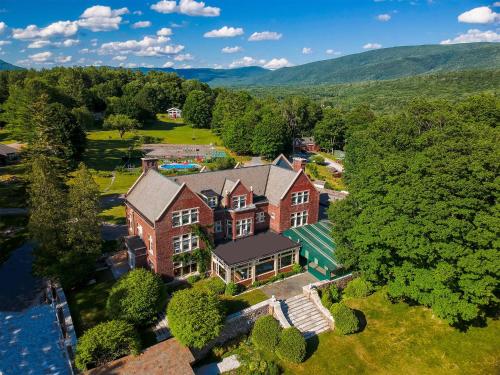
(310, 155, 325, 165)
(167, 288, 225, 349)
(187, 274, 201, 285)
(106, 269, 166, 326)
(343, 278, 373, 299)
(321, 289, 333, 309)
(225, 282, 239, 296)
(251, 316, 282, 351)
(330, 302, 359, 335)
(329, 284, 342, 303)
(276, 327, 307, 363)
(291, 263, 302, 274)
(194, 277, 226, 295)
(75, 320, 140, 371)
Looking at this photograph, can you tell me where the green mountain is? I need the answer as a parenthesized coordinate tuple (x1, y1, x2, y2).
(0, 59, 23, 71)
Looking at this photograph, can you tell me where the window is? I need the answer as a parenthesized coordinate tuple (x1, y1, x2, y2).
(232, 195, 246, 209)
(148, 235, 154, 255)
(279, 251, 294, 269)
(214, 221, 223, 233)
(226, 220, 233, 238)
(256, 256, 275, 276)
(173, 233, 199, 254)
(256, 211, 265, 223)
(173, 261, 197, 278)
(207, 196, 218, 208)
(236, 218, 252, 237)
(137, 224, 143, 237)
(172, 208, 199, 227)
(213, 258, 227, 281)
(290, 211, 308, 228)
(128, 213, 133, 230)
(233, 264, 253, 282)
(291, 191, 310, 205)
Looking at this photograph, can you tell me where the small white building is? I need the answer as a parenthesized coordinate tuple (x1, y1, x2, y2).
(167, 107, 182, 119)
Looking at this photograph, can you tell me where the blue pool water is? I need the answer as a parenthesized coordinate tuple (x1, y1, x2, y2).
(160, 163, 200, 170)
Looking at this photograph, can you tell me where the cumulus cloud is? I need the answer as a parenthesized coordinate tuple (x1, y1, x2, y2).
(263, 58, 292, 69)
(13, 21, 78, 40)
(132, 21, 152, 29)
(363, 42, 382, 49)
(27, 38, 79, 49)
(228, 56, 292, 70)
(55, 55, 72, 63)
(0, 22, 6, 34)
(221, 46, 242, 53)
(458, 6, 499, 24)
(440, 29, 500, 44)
(77, 5, 129, 32)
(174, 53, 194, 61)
(326, 49, 342, 56)
(112, 55, 127, 61)
(248, 31, 282, 41)
(377, 14, 391, 21)
(151, 0, 220, 17)
(0, 40, 11, 46)
(302, 47, 312, 54)
(157, 27, 173, 36)
(29, 51, 53, 62)
(99, 35, 184, 57)
(204, 26, 243, 38)
(162, 61, 174, 68)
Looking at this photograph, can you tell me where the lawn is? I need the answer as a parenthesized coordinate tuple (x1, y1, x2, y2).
(221, 289, 269, 315)
(280, 290, 500, 375)
(306, 163, 346, 191)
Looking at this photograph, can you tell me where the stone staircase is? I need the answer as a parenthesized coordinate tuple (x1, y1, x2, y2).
(282, 294, 331, 339)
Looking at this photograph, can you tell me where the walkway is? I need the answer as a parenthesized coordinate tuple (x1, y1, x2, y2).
(152, 312, 171, 342)
(259, 272, 317, 300)
(194, 355, 240, 375)
(282, 294, 331, 339)
(322, 155, 344, 173)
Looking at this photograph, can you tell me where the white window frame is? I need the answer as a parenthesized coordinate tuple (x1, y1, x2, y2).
(214, 220, 223, 233)
(290, 211, 308, 228)
(173, 233, 199, 254)
(291, 190, 310, 205)
(137, 224, 143, 238)
(279, 250, 294, 269)
(236, 218, 252, 237)
(207, 196, 218, 208)
(232, 195, 246, 209)
(256, 211, 265, 223)
(148, 235, 154, 255)
(172, 208, 199, 227)
(128, 213, 133, 230)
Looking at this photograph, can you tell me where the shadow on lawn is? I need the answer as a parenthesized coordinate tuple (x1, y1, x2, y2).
(84, 138, 134, 171)
(305, 335, 320, 361)
(353, 309, 368, 333)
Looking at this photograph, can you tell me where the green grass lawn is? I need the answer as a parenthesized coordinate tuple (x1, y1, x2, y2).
(222, 289, 269, 315)
(281, 290, 500, 375)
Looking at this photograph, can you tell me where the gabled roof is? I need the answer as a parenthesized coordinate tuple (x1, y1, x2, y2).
(265, 166, 300, 204)
(0, 144, 18, 156)
(272, 154, 293, 170)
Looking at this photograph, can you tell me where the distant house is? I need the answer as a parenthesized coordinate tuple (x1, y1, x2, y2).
(167, 107, 182, 119)
(0, 144, 19, 166)
(294, 137, 320, 153)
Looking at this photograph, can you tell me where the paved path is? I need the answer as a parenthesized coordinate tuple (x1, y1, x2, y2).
(259, 272, 317, 300)
(0, 208, 28, 216)
(322, 156, 344, 173)
(244, 156, 264, 167)
(153, 312, 171, 342)
(194, 355, 241, 375)
(101, 223, 128, 241)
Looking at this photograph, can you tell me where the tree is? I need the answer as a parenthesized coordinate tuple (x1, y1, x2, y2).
(330, 303, 359, 335)
(103, 114, 140, 138)
(75, 320, 140, 371)
(276, 327, 307, 363)
(212, 90, 252, 135)
(62, 163, 102, 287)
(343, 278, 373, 298)
(183, 90, 213, 128)
(252, 102, 290, 159)
(167, 288, 224, 349)
(107, 269, 166, 326)
(221, 106, 258, 154)
(329, 97, 499, 326)
(282, 95, 322, 140)
(251, 315, 282, 351)
(313, 107, 346, 152)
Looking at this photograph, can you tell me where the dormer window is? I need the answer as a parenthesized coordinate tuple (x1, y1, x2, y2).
(232, 195, 246, 209)
(207, 196, 218, 208)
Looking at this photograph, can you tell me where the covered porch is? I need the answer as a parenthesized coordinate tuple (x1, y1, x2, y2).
(211, 232, 300, 286)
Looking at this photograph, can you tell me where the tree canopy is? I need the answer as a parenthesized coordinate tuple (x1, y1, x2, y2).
(183, 89, 213, 128)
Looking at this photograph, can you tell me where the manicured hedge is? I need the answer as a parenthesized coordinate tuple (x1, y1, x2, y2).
(194, 277, 226, 295)
(75, 320, 140, 371)
(276, 327, 307, 363)
(224, 282, 239, 296)
(106, 269, 166, 326)
(330, 302, 359, 335)
(343, 278, 373, 298)
(251, 315, 282, 350)
(320, 284, 342, 309)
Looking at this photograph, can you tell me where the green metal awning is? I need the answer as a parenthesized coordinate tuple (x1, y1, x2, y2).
(283, 220, 341, 281)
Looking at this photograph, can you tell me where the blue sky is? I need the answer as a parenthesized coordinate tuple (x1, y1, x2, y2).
(0, 0, 498, 69)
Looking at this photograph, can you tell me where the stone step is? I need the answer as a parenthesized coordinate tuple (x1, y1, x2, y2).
(286, 304, 318, 318)
(288, 310, 324, 324)
(285, 297, 309, 307)
(285, 294, 307, 304)
(304, 325, 330, 339)
(296, 319, 330, 332)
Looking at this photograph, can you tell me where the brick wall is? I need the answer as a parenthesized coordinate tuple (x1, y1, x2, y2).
(125, 205, 156, 270)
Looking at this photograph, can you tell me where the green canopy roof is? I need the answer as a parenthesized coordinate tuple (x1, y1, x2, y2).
(283, 220, 340, 280)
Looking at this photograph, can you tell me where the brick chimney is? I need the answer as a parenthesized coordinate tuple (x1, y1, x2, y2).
(141, 158, 158, 173)
(292, 157, 307, 172)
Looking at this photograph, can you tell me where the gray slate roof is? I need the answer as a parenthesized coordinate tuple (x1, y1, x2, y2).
(0, 143, 18, 156)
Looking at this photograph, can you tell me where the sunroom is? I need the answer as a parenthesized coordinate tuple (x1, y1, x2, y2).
(211, 232, 300, 286)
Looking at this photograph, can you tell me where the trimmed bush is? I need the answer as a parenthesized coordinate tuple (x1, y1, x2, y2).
(251, 315, 282, 351)
(291, 263, 302, 274)
(321, 289, 333, 309)
(75, 320, 140, 371)
(167, 288, 225, 349)
(329, 284, 342, 303)
(276, 327, 307, 363)
(343, 278, 373, 298)
(187, 274, 201, 284)
(330, 302, 359, 335)
(225, 282, 239, 296)
(194, 277, 226, 295)
(106, 269, 166, 326)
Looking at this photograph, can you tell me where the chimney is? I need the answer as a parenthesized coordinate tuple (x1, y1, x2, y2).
(249, 185, 254, 204)
(292, 157, 306, 172)
(141, 158, 158, 173)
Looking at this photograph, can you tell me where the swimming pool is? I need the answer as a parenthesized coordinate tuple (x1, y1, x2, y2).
(159, 163, 200, 170)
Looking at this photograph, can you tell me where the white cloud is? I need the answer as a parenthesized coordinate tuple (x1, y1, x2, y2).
(264, 58, 292, 70)
(77, 5, 129, 32)
(204, 26, 243, 38)
(62, 39, 79, 47)
(0, 40, 10, 46)
(248, 31, 282, 41)
(99, 35, 184, 57)
(162, 61, 174, 68)
(494, 2, 500, 7)
(13, 21, 78, 40)
(151, 0, 220, 17)
(174, 53, 194, 61)
(112, 55, 127, 61)
(440, 28, 500, 44)
(91, 38, 98, 47)
(302, 47, 312, 54)
(221, 46, 242, 53)
(28, 40, 51, 48)
(363, 42, 382, 49)
(157, 27, 173, 36)
(55, 55, 72, 63)
(133, 10, 143, 15)
(132, 21, 152, 29)
(29, 51, 53, 62)
(125, 62, 137, 68)
(458, 6, 499, 24)
(27, 38, 79, 49)
(0, 22, 6, 34)
(377, 13, 391, 21)
(141, 63, 155, 68)
(326, 49, 342, 56)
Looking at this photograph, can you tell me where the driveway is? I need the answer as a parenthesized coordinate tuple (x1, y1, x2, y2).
(322, 156, 344, 173)
(259, 272, 317, 300)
